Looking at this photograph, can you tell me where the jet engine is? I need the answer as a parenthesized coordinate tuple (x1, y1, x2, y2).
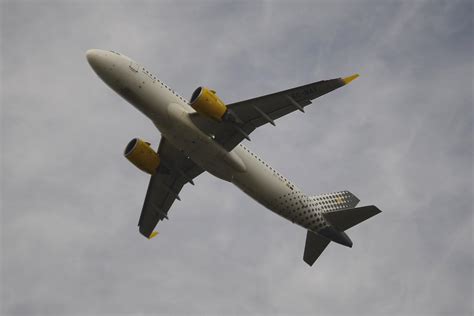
(189, 87, 228, 121)
(124, 138, 160, 175)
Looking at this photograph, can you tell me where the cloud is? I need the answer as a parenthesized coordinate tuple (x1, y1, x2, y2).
(1, 0, 472, 315)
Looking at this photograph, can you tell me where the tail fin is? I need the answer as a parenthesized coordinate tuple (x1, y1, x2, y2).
(323, 205, 382, 231)
(303, 230, 330, 266)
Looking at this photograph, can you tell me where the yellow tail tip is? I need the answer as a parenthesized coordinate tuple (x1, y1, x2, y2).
(148, 231, 159, 239)
(342, 74, 360, 85)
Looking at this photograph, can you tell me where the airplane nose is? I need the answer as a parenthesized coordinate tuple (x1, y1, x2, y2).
(86, 49, 101, 69)
(86, 49, 113, 79)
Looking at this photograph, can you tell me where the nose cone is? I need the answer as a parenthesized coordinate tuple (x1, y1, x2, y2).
(86, 49, 105, 72)
(86, 49, 130, 90)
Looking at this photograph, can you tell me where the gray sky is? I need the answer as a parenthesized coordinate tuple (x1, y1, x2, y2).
(1, 1, 472, 315)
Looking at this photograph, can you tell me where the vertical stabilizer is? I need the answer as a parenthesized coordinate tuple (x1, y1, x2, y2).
(311, 191, 360, 213)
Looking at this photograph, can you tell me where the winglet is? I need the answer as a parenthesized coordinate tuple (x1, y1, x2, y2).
(342, 74, 359, 85)
(148, 231, 159, 239)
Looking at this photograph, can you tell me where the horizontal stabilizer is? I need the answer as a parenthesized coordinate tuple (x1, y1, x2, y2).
(323, 205, 381, 232)
(303, 230, 330, 266)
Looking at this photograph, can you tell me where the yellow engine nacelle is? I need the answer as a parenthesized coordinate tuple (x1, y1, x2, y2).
(124, 138, 160, 175)
(189, 87, 228, 121)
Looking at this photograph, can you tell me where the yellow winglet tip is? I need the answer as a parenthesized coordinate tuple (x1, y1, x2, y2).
(342, 73, 360, 85)
(148, 231, 159, 239)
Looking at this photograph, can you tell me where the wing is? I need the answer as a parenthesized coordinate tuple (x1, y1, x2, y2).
(137, 138, 204, 238)
(190, 74, 359, 151)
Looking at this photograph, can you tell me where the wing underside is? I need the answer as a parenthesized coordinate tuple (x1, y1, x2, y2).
(137, 138, 203, 238)
(190, 75, 358, 151)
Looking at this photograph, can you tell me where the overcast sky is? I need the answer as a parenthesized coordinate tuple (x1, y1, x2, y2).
(1, 1, 472, 315)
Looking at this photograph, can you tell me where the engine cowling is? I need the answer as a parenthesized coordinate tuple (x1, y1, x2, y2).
(189, 87, 228, 121)
(124, 138, 160, 175)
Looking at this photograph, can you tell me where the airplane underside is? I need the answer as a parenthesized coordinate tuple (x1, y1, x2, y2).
(86, 48, 381, 267)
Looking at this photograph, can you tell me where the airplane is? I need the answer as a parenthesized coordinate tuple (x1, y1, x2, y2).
(86, 49, 381, 266)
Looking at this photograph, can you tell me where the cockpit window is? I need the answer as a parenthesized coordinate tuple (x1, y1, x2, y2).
(110, 50, 121, 56)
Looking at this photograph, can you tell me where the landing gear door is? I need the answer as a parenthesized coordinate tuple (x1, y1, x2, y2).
(129, 60, 140, 72)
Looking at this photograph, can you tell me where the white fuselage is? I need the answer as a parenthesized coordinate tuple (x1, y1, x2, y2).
(87, 49, 328, 233)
